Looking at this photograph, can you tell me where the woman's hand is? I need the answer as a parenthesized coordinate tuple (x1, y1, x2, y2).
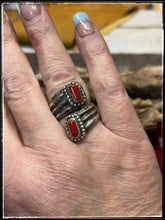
(3, 3, 162, 217)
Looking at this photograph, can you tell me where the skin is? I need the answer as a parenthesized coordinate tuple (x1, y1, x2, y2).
(3, 3, 162, 217)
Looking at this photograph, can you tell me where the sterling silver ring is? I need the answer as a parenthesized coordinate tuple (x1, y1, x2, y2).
(49, 81, 87, 120)
(65, 103, 100, 142)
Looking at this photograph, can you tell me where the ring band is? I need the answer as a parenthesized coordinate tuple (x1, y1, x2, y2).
(49, 81, 87, 120)
(65, 103, 100, 142)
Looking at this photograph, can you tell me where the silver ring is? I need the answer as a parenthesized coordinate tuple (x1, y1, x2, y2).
(49, 81, 87, 120)
(65, 103, 100, 142)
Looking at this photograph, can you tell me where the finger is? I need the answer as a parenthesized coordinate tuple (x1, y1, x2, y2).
(4, 99, 23, 156)
(19, 3, 90, 105)
(3, 100, 24, 186)
(73, 12, 145, 139)
(3, 10, 64, 145)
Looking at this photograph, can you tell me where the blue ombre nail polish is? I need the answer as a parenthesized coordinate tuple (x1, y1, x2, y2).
(72, 12, 91, 27)
(72, 12, 94, 37)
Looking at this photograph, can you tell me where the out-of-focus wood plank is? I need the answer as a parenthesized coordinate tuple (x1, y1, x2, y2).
(100, 10, 137, 36)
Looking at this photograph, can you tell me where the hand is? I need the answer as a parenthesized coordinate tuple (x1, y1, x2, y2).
(3, 3, 162, 217)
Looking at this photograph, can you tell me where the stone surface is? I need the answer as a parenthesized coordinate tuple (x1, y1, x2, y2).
(69, 85, 82, 101)
(68, 120, 79, 138)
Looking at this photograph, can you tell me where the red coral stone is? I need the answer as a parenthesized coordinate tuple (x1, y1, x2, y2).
(68, 120, 79, 138)
(69, 85, 82, 101)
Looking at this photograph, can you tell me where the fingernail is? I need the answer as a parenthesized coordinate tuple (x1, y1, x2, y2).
(19, 3, 41, 21)
(72, 12, 95, 37)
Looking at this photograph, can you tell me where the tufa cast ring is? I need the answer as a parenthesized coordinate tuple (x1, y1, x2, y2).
(49, 81, 87, 120)
(65, 103, 100, 142)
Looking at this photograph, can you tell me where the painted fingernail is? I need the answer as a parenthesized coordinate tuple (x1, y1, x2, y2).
(72, 12, 95, 37)
(19, 3, 41, 21)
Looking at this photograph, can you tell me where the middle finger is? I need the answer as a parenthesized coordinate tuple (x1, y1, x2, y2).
(19, 3, 90, 107)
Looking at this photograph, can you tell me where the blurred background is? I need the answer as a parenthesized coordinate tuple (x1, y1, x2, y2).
(3, 2, 163, 171)
(4, 3, 163, 71)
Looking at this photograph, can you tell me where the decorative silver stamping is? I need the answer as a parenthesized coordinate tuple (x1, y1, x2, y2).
(49, 81, 87, 120)
(65, 104, 100, 142)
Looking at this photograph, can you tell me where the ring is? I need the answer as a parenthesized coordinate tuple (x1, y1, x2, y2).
(49, 81, 87, 120)
(65, 103, 100, 142)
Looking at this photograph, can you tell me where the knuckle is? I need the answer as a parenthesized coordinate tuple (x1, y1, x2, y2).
(44, 66, 77, 85)
(28, 20, 53, 48)
(4, 72, 33, 102)
(93, 73, 125, 97)
(43, 64, 78, 98)
(87, 40, 108, 59)
(93, 75, 110, 94)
